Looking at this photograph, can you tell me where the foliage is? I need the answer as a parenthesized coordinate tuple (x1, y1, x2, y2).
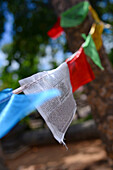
(108, 48, 113, 65)
(0, 0, 64, 89)
(0, 1, 6, 39)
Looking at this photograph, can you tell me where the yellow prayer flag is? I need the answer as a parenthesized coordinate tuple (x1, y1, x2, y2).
(89, 5, 100, 23)
(90, 23, 104, 50)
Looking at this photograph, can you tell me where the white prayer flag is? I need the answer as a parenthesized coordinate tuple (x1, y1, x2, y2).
(19, 62, 77, 144)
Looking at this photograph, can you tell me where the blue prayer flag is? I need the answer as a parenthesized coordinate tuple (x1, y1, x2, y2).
(0, 88, 13, 113)
(0, 89, 60, 138)
(104, 28, 112, 34)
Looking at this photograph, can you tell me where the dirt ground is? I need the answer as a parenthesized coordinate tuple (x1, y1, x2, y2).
(5, 139, 112, 170)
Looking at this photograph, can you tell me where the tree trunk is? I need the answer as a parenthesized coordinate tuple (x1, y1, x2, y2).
(50, 0, 113, 163)
(0, 144, 8, 170)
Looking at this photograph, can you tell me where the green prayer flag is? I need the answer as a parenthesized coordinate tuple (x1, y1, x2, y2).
(61, 1, 89, 28)
(83, 34, 104, 70)
(81, 33, 87, 40)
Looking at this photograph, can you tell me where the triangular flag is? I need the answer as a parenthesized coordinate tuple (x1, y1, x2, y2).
(83, 34, 104, 70)
(61, 1, 89, 27)
(66, 47, 95, 93)
(19, 62, 77, 145)
(0, 89, 60, 138)
(47, 17, 64, 39)
(0, 88, 12, 113)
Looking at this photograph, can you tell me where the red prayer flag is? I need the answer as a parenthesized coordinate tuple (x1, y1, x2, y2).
(47, 17, 64, 39)
(66, 47, 95, 93)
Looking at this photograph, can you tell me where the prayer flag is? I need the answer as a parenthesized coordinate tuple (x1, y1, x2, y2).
(61, 1, 89, 27)
(89, 5, 101, 23)
(0, 88, 12, 113)
(83, 34, 104, 70)
(19, 62, 77, 145)
(47, 17, 64, 39)
(66, 47, 95, 93)
(90, 23, 104, 50)
(0, 89, 60, 138)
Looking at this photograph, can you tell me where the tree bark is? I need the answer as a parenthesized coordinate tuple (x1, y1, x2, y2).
(50, 0, 113, 162)
(0, 144, 8, 170)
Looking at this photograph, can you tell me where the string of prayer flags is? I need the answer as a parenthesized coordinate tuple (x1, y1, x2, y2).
(47, 17, 64, 39)
(48, 1, 111, 44)
(90, 23, 104, 50)
(89, 5, 112, 36)
(83, 34, 104, 70)
(0, 88, 12, 113)
(19, 62, 77, 145)
(66, 47, 95, 93)
(48, 2, 89, 39)
(0, 89, 60, 138)
(60, 1, 89, 27)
